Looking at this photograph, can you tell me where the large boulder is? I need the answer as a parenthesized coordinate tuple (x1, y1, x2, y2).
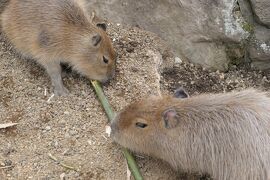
(249, 0, 270, 27)
(85, 0, 248, 71)
(248, 25, 270, 70)
(239, 0, 270, 70)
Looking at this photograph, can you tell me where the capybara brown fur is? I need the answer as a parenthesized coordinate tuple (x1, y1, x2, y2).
(0, 0, 116, 95)
(111, 88, 270, 180)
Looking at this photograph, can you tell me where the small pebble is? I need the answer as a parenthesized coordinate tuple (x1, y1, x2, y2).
(220, 73, 225, 80)
(64, 111, 70, 115)
(52, 140, 59, 148)
(69, 130, 77, 136)
(4, 159, 12, 166)
(174, 57, 182, 64)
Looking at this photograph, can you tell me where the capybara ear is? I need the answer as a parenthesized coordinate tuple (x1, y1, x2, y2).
(96, 22, 107, 31)
(173, 87, 189, 99)
(162, 108, 179, 129)
(92, 33, 102, 46)
(90, 11, 107, 31)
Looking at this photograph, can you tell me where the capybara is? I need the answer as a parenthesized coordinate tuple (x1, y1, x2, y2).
(111, 88, 270, 180)
(1, 0, 116, 95)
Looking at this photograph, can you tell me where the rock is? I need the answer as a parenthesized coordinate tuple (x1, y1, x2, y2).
(4, 159, 12, 166)
(64, 111, 70, 115)
(174, 57, 182, 64)
(249, 0, 270, 27)
(238, 0, 255, 24)
(69, 129, 78, 136)
(248, 26, 270, 70)
(85, 0, 248, 71)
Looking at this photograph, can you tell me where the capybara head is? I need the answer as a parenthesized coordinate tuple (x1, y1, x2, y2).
(110, 88, 189, 155)
(55, 1, 117, 83)
(67, 22, 116, 83)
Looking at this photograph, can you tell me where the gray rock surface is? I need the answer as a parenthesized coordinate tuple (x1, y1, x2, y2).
(85, 0, 248, 71)
(250, 0, 270, 27)
(239, 0, 270, 70)
(248, 26, 270, 70)
(85, 0, 270, 71)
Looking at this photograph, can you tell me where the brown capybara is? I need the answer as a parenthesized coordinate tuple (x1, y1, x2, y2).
(111, 88, 270, 180)
(0, 0, 116, 95)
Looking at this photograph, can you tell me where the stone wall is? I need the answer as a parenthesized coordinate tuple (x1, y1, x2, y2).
(85, 0, 270, 71)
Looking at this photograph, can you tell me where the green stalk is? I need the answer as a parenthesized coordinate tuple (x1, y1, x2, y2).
(91, 80, 143, 180)
(91, 81, 115, 120)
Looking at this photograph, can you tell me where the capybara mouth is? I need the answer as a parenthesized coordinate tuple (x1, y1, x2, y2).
(100, 77, 112, 86)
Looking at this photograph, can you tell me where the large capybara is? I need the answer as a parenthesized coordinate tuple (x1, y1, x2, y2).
(111, 88, 270, 180)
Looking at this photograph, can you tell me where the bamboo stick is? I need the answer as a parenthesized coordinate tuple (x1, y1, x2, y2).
(91, 80, 143, 180)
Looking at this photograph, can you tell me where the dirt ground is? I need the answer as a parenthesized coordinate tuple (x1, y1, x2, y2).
(1, 21, 270, 180)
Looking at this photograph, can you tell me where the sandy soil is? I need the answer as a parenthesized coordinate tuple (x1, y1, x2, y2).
(1, 21, 270, 180)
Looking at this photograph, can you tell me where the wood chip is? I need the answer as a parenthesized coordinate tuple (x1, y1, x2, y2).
(105, 125, 111, 137)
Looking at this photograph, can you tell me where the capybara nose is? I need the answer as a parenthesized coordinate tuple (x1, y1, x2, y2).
(111, 69, 116, 79)
(101, 71, 115, 84)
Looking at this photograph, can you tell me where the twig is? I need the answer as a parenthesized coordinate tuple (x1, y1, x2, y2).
(91, 80, 143, 180)
(48, 153, 78, 171)
(47, 94, 55, 102)
(0, 123, 18, 129)
(0, 165, 13, 169)
(44, 88, 47, 96)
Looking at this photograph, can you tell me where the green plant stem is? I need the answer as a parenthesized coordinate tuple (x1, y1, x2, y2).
(122, 148, 143, 180)
(90, 81, 115, 120)
(91, 80, 143, 180)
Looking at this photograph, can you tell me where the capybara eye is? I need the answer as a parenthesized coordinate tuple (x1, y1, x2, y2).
(103, 56, 109, 64)
(135, 122, 148, 128)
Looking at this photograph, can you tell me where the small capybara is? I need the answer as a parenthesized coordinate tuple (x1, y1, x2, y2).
(0, 0, 116, 95)
(111, 88, 270, 180)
